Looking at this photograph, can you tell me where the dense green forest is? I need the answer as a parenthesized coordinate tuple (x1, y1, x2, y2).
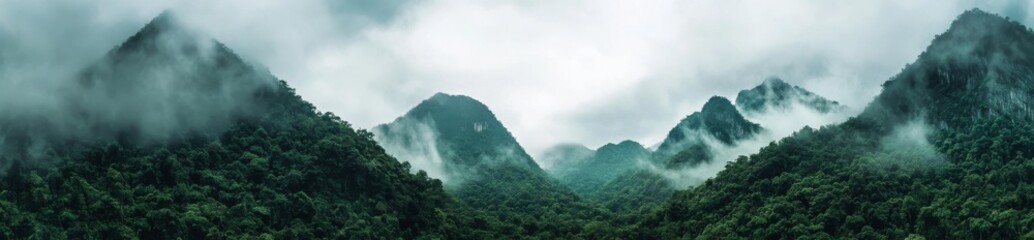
(2, 7, 1034, 240)
(555, 140, 649, 195)
(637, 9, 1034, 239)
(0, 13, 458, 239)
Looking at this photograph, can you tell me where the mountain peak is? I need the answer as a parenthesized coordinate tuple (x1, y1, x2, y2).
(654, 96, 762, 160)
(426, 92, 484, 107)
(950, 8, 1008, 30)
(736, 77, 843, 114)
(380, 93, 544, 176)
(429, 91, 455, 100)
(406, 93, 494, 121)
(599, 140, 646, 154)
(67, 10, 280, 143)
(762, 77, 788, 87)
(701, 96, 737, 114)
(924, 8, 1030, 61)
(147, 10, 181, 30)
(111, 10, 201, 57)
(864, 8, 1034, 124)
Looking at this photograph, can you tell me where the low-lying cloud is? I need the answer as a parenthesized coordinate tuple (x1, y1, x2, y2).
(862, 118, 948, 171)
(646, 100, 852, 188)
(372, 117, 451, 182)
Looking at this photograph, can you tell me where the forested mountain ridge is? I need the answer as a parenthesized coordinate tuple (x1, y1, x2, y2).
(374, 92, 543, 179)
(654, 96, 762, 168)
(640, 9, 1034, 239)
(736, 77, 845, 115)
(0, 11, 459, 239)
(554, 140, 650, 196)
(3, 7, 1032, 240)
(0, 11, 279, 153)
(573, 96, 764, 214)
(374, 93, 608, 238)
(865, 9, 1034, 126)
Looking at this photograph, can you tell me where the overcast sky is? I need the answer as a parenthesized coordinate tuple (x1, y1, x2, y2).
(2, 0, 1032, 157)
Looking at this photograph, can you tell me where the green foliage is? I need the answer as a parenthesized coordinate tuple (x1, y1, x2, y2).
(384, 93, 542, 172)
(556, 140, 650, 196)
(665, 143, 713, 169)
(654, 96, 762, 162)
(377, 92, 621, 239)
(449, 163, 614, 239)
(5, 8, 1034, 240)
(645, 117, 1034, 239)
(639, 10, 1034, 239)
(0, 81, 459, 239)
(590, 170, 675, 213)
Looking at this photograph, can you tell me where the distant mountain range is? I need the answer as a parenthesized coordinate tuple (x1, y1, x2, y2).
(373, 92, 604, 236)
(3, 7, 1033, 239)
(646, 9, 1034, 239)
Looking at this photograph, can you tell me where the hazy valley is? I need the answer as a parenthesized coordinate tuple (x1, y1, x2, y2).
(2, 3, 1034, 239)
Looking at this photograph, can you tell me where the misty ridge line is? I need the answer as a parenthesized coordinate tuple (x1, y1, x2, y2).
(0, 5, 1032, 239)
(371, 76, 859, 191)
(0, 7, 991, 189)
(0, 11, 284, 168)
(0, 8, 937, 193)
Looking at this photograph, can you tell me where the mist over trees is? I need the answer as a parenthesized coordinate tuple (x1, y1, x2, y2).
(2, 6, 1034, 240)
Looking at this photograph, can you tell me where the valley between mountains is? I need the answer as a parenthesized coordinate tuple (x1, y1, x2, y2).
(2, 8, 1034, 240)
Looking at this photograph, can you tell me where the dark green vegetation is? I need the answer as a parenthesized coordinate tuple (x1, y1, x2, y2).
(3, 8, 1034, 240)
(547, 94, 774, 218)
(0, 12, 461, 239)
(736, 77, 845, 114)
(375, 93, 609, 238)
(554, 140, 649, 196)
(653, 96, 762, 165)
(642, 9, 1034, 239)
(375, 93, 542, 176)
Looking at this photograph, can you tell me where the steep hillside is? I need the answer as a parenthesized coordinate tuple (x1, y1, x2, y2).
(374, 93, 543, 180)
(0, 11, 456, 239)
(556, 140, 650, 196)
(654, 96, 762, 168)
(643, 9, 1034, 239)
(374, 93, 607, 238)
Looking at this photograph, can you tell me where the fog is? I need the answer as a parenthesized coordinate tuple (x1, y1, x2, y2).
(862, 118, 948, 171)
(647, 99, 852, 188)
(371, 117, 451, 182)
(2, 0, 1033, 164)
(0, 12, 277, 165)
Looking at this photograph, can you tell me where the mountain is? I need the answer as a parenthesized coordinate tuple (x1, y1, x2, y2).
(643, 9, 1034, 239)
(864, 9, 1034, 126)
(735, 77, 845, 115)
(653, 96, 763, 167)
(75, 11, 278, 143)
(0, 11, 458, 239)
(374, 93, 606, 238)
(1, 11, 281, 150)
(374, 93, 543, 181)
(555, 140, 650, 196)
